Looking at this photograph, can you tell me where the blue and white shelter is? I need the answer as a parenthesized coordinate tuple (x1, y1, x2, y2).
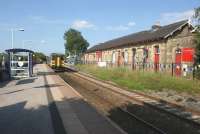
(6, 48, 34, 78)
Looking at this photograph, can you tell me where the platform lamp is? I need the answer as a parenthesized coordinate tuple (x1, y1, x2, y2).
(11, 28, 25, 49)
(10, 28, 25, 67)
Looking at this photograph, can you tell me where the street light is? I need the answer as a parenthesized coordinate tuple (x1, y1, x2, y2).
(10, 28, 25, 67)
(11, 28, 25, 49)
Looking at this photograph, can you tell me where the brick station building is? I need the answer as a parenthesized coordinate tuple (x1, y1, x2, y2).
(83, 20, 196, 77)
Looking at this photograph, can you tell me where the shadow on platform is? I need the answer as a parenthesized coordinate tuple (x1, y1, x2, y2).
(16, 77, 37, 85)
(34, 84, 64, 88)
(0, 80, 10, 88)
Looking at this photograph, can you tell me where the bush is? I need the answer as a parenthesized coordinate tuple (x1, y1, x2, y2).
(194, 67, 200, 79)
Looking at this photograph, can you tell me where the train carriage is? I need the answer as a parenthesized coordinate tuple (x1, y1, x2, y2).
(49, 53, 65, 68)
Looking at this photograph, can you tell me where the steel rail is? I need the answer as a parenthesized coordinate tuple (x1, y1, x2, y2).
(59, 71, 168, 134)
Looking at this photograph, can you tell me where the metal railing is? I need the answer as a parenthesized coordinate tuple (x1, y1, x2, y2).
(81, 60, 197, 79)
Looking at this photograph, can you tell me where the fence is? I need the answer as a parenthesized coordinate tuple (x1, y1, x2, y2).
(82, 60, 197, 79)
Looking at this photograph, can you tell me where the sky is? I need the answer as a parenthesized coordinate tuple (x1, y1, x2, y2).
(0, 0, 199, 55)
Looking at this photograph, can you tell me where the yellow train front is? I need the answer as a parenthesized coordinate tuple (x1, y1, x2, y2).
(50, 53, 65, 69)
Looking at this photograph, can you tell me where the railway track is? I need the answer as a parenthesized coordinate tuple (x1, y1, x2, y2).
(54, 66, 200, 134)
(59, 72, 166, 134)
(63, 67, 200, 127)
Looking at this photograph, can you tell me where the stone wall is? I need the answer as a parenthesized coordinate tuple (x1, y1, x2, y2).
(83, 25, 195, 76)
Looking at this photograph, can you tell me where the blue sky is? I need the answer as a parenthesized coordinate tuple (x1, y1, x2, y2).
(0, 0, 199, 55)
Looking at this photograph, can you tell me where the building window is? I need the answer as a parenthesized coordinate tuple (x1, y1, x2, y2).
(155, 46, 160, 54)
(143, 48, 148, 63)
(143, 48, 148, 58)
(112, 52, 116, 63)
(176, 48, 181, 54)
(124, 50, 129, 63)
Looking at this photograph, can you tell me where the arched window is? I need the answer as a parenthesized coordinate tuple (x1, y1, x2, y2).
(176, 48, 181, 54)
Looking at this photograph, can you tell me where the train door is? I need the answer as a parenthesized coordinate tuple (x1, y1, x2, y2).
(57, 57, 60, 68)
(132, 48, 136, 69)
(154, 46, 160, 72)
(175, 49, 182, 76)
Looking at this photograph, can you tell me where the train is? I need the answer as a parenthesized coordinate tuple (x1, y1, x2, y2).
(49, 53, 65, 68)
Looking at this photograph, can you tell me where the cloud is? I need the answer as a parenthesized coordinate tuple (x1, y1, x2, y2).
(106, 25, 130, 31)
(127, 21, 136, 27)
(71, 20, 95, 29)
(29, 16, 66, 24)
(160, 10, 194, 24)
(106, 21, 136, 31)
(40, 40, 46, 44)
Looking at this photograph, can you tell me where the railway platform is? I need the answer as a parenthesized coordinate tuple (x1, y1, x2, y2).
(0, 64, 125, 134)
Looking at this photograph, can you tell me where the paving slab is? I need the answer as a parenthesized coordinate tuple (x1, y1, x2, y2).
(0, 65, 54, 134)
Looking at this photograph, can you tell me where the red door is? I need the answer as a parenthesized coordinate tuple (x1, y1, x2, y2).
(175, 49, 182, 76)
(154, 46, 160, 72)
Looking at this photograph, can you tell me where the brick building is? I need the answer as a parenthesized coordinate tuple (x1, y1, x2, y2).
(83, 20, 196, 76)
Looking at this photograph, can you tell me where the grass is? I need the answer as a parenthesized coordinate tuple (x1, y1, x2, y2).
(75, 64, 200, 94)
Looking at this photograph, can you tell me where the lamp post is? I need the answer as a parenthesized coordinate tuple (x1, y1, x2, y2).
(10, 28, 25, 67)
(11, 28, 25, 49)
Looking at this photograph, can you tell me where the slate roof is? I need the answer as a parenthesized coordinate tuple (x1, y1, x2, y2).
(86, 20, 189, 53)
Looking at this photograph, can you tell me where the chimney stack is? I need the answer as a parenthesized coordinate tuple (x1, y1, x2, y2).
(152, 21, 161, 31)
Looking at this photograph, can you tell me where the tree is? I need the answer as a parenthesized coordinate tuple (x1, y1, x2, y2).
(194, 7, 200, 24)
(63, 28, 89, 56)
(0, 53, 8, 68)
(193, 7, 200, 79)
(33, 52, 47, 64)
(194, 7, 200, 65)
